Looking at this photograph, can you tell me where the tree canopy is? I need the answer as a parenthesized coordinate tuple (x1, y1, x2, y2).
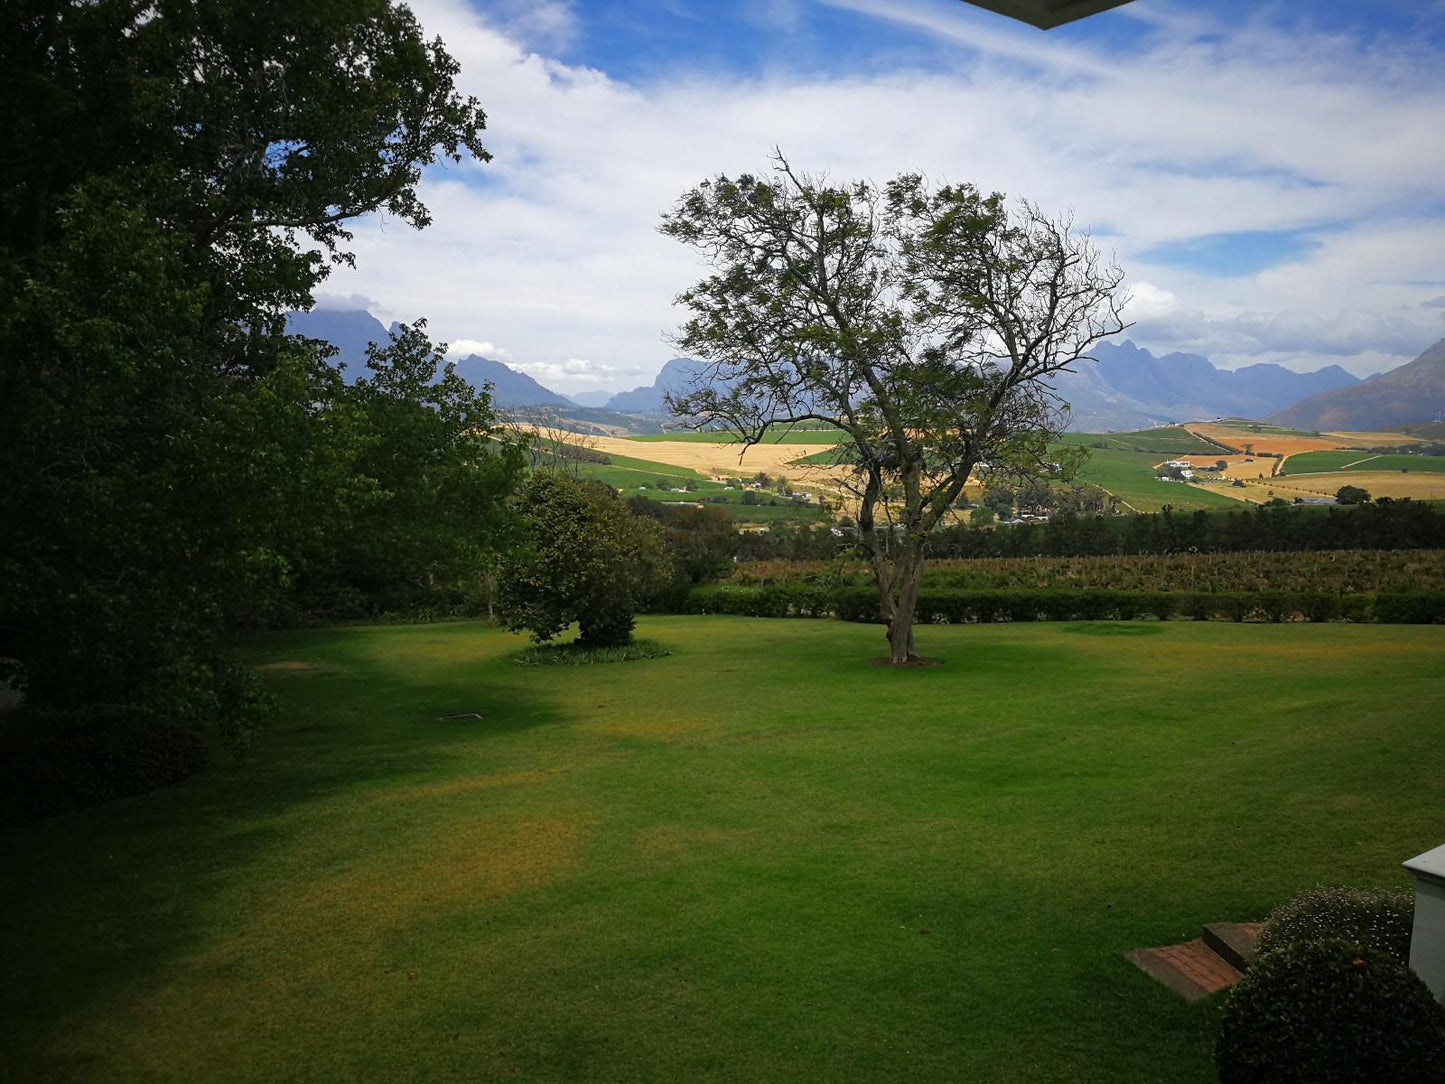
(0, 1, 511, 727)
(661, 155, 1127, 663)
(499, 474, 668, 648)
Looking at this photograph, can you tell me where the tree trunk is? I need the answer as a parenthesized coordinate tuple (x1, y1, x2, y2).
(882, 538, 925, 664)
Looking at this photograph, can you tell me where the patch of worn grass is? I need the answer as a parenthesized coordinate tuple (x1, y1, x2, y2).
(511, 638, 672, 666)
(3, 618, 1443, 1083)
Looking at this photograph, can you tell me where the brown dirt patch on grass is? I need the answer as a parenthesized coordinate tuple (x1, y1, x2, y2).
(277, 814, 591, 943)
(386, 770, 564, 804)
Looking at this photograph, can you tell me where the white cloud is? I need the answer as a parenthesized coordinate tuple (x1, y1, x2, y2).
(511, 357, 654, 394)
(446, 338, 510, 359)
(316, 0, 1445, 390)
(313, 292, 382, 312)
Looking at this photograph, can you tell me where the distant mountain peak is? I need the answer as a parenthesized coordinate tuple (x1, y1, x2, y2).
(285, 307, 573, 408)
(604, 357, 706, 413)
(1269, 337, 1445, 431)
(1050, 339, 1362, 431)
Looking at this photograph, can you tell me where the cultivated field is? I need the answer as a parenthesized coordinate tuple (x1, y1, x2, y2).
(632, 430, 846, 445)
(1069, 447, 1238, 512)
(1057, 428, 1231, 455)
(4, 618, 1442, 1083)
(1281, 452, 1445, 476)
(590, 434, 844, 481)
(1321, 430, 1427, 448)
(1182, 422, 1351, 457)
(1264, 470, 1445, 502)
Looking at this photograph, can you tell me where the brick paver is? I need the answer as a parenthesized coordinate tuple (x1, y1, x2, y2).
(1126, 939, 1244, 1001)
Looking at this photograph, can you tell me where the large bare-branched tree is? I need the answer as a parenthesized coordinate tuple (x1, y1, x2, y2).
(661, 155, 1128, 664)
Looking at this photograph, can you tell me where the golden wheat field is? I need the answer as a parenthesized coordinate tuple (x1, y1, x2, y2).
(1262, 470, 1445, 501)
(1321, 430, 1425, 448)
(592, 434, 845, 480)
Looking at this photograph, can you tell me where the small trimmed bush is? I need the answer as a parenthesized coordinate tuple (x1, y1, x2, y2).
(1215, 939, 1445, 1083)
(511, 639, 671, 666)
(1257, 885, 1414, 963)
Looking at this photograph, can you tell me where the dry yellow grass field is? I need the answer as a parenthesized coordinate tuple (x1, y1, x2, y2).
(1171, 453, 1287, 481)
(1322, 430, 1425, 448)
(587, 434, 846, 481)
(1261, 470, 1445, 501)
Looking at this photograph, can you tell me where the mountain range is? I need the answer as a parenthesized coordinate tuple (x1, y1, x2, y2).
(1269, 337, 1445, 431)
(285, 309, 573, 409)
(286, 306, 1437, 432)
(1052, 341, 1362, 431)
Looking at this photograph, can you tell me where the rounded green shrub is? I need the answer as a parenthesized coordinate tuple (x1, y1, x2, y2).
(1257, 885, 1413, 963)
(1215, 939, 1445, 1084)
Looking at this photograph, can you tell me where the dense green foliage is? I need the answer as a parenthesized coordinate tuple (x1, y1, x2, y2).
(0, 705, 207, 825)
(1256, 886, 1414, 963)
(927, 501, 1445, 558)
(499, 473, 668, 646)
(283, 327, 525, 624)
(4, 617, 1443, 1082)
(0, 2, 510, 736)
(734, 549, 1445, 594)
(1335, 485, 1371, 505)
(1215, 940, 1445, 1084)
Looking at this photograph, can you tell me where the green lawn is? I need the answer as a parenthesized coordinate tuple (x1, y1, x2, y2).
(1282, 451, 1445, 475)
(4, 618, 1443, 1082)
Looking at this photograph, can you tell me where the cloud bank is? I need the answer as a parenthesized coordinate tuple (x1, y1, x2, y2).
(319, 0, 1445, 392)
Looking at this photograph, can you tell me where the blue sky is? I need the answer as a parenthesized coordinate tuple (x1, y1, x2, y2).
(320, 0, 1445, 394)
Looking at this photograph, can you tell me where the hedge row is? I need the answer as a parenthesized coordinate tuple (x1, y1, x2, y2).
(683, 585, 1445, 624)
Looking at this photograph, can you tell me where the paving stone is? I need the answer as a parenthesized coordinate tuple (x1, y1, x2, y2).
(1126, 939, 1243, 1001)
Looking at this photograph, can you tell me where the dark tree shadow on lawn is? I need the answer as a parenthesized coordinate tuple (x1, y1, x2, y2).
(0, 627, 567, 1081)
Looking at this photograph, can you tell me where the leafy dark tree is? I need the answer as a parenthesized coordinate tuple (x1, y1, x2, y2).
(661, 156, 1126, 662)
(0, 0, 496, 719)
(982, 486, 1018, 515)
(291, 325, 526, 620)
(499, 475, 668, 647)
(1336, 485, 1372, 505)
(628, 499, 739, 585)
